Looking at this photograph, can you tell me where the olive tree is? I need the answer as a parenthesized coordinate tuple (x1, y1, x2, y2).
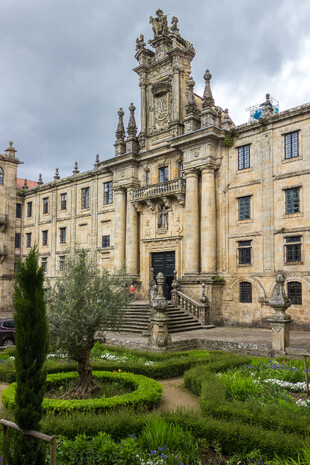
(47, 250, 130, 398)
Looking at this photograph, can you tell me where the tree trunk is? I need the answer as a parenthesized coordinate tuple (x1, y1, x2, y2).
(70, 352, 102, 399)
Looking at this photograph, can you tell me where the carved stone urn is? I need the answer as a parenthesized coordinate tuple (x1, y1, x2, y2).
(148, 272, 171, 349)
(267, 273, 293, 353)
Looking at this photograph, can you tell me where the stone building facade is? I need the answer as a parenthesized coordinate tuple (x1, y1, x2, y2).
(1, 10, 310, 327)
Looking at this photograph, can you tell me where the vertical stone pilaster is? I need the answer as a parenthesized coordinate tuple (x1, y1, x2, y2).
(126, 189, 138, 274)
(201, 167, 216, 273)
(139, 75, 147, 135)
(172, 66, 180, 122)
(113, 187, 126, 266)
(184, 169, 199, 274)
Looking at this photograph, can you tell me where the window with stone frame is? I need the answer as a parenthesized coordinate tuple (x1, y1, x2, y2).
(27, 201, 32, 218)
(178, 162, 184, 178)
(238, 196, 251, 221)
(285, 236, 302, 263)
(59, 256, 66, 271)
(42, 230, 48, 246)
(284, 131, 299, 159)
(15, 233, 21, 249)
(159, 166, 168, 183)
(287, 281, 302, 305)
(146, 170, 150, 186)
(60, 193, 67, 210)
(238, 145, 250, 170)
(0, 167, 3, 185)
(60, 227, 66, 244)
(41, 257, 47, 273)
(285, 187, 300, 215)
(43, 197, 49, 214)
(239, 281, 252, 303)
(16, 203, 22, 219)
(238, 240, 252, 265)
(103, 182, 113, 205)
(102, 235, 110, 248)
(81, 187, 90, 209)
(26, 233, 32, 248)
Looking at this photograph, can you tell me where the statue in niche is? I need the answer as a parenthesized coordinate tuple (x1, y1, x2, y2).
(149, 9, 168, 39)
(158, 206, 168, 229)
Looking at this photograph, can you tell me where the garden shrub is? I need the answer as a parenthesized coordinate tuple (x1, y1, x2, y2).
(2, 371, 162, 413)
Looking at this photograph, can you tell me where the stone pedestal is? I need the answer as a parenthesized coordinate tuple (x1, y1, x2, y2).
(148, 272, 171, 349)
(267, 318, 292, 353)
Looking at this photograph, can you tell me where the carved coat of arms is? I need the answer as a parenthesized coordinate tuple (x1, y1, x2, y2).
(155, 94, 168, 121)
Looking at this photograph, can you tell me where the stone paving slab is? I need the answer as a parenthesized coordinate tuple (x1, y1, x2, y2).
(104, 326, 310, 357)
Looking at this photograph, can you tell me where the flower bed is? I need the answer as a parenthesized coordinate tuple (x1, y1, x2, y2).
(2, 371, 162, 413)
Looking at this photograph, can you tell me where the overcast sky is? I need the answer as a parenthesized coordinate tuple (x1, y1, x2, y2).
(1, 0, 310, 182)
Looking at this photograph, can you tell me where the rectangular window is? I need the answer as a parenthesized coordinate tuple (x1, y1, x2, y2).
(15, 233, 21, 249)
(240, 282, 252, 303)
(159, 166, 168, 183)
(27, 202, 32, 218)
(238, 196, 251, 221)
(43, 197, 49, 214)
(16, 203, 22, 219)
(41, 257, 47, 273)
(238, 145, 250, 170)
(285, 236, 302, 263)
(285, 187, 300, 214)
(103, 182, 113, 205)
(238, 240, 252, 264)
(26, 233, 32, 248)
(59, 256, 66, 271)
(60, 193, 67, 210)
(102, 235, 110, 248)
(146, 170, 150, 186)
(178, 162, 183, 179)
(42, 230, 48, 246)
(81, 187, 90, 209)
(60, 227, 66, 244)
(285, 132, 299, 159)
(287, 282, 302, 305)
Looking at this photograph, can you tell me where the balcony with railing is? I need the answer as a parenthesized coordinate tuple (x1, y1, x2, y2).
(131, 179, 186, 203)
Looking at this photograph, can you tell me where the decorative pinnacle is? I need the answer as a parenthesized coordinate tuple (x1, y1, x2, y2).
(37, 173, 43, 185)
(5, 141, 17, 157)
(94, 154, 100, 168)
(202, 69, 215, 108)
(23, 179, 28, 189)
(186, 77, 198, 115)
(115, 108, 125, 142)
(54, 168, 60, 180)
(127, 103, 137, 138)
(72, 161, 80, 175)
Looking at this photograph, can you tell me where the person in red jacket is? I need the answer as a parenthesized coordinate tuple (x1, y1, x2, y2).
(130, 283, 135, 301)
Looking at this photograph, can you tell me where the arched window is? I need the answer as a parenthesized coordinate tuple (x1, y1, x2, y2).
(287, 281, 302, 305)
(239, 281, 252, 303)
(0, 167, 3, 185)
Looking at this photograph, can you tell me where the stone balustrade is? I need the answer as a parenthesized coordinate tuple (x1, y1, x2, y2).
(176, 290, 209, 325)
(130, 179, 186, 201)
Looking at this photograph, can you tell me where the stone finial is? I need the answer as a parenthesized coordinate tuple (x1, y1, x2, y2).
(186, 77, 197, 114)
(115, 108, 125, 142)
(223, 108, 231, 130)
(5, 141, 17, 158)
(54, 168, 60, 180)
(37, 173, 43, 185)
(171, 16, 180, 34)
(200, 283, 208, 304)
(202, 69, 215, 108)
(23, 179, 28, 190)
(135, 34, 146, 51)
(269, 273, 291, 317)
(263, 92, 274, 117)
(94, 154, 100, 168)
(72, 161, 80, 175)
(127, 103, 137, 137)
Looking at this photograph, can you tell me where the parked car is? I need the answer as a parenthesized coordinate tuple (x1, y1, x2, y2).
(0, 319, 15, 347)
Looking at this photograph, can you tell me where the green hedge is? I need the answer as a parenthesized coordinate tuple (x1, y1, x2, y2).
(2, 371, 162, 414)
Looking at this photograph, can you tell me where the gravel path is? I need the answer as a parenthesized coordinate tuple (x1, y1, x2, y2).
(156, 376, 200, 412)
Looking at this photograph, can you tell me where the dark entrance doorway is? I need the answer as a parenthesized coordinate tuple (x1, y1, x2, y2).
(151, 251, 175, 300)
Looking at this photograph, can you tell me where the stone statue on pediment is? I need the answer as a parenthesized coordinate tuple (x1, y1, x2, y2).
(136, 34, 146, 51)
(149, 9, 169, 39)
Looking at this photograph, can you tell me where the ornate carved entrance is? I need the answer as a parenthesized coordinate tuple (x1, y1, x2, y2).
(151, 251, 175, 300)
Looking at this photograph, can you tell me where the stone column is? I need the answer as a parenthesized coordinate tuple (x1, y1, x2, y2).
(126, 189, 138, 275)
(201, 167, 216, 273)
(139, 75, 147, 134)
(172, 66, 180, 122)
(184, 169, 199, 274)
(267, 274, 292, 353)
(113, 187, 126, 266)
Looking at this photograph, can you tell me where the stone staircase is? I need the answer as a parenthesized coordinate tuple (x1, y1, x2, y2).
(119, 300, 206, 334)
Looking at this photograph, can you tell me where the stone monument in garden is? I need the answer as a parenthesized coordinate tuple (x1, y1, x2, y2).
(148, 272, 171, 349)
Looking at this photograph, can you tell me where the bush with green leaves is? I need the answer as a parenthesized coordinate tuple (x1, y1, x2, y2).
(2, 371, 162, 414)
